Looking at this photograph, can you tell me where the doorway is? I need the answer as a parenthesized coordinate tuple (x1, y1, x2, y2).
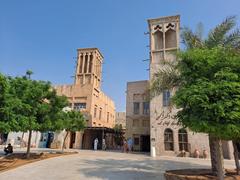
(0, 133, 8, 145)
(38, 132, 54, 148)
(140, 135, 150, 152)
(39, 133, 48, 148)
(46, 132, 54, 148)
(236, 142, 240, 158)
(69, 132, 76, 149)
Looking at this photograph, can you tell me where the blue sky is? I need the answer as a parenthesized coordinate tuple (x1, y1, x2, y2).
(1, 0, 240, 111)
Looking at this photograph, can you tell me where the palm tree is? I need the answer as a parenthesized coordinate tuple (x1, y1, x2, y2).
(26, 70, 33, 79)
(151, 16, 240, 178)
(181, 16, 240, 50)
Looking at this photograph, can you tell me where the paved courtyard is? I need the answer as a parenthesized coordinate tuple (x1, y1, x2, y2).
(0, 150, 236, 180)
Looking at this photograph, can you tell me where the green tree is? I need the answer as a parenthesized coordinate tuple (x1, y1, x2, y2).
(151, 16, 240, 179)
(8, 72, 69, 158)
(113, 124, 124, 147)
(19, 70, 32, 147)
(60, 110, 86, 152)
(26, 70, 33, 79)
(174, 48, 240, 177)
(0, 74, 13, 134)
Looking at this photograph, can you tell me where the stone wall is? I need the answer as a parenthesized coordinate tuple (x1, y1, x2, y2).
(126, 80, 150, 151)
(148, 15, 234, 159)
(115, 112, 126, 129)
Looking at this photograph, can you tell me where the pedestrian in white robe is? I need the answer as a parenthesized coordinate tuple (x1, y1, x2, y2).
(94, 138, 98, 150)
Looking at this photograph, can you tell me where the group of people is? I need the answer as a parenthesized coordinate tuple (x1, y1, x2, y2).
(93, 137, 133, 153)
(123, 138, 133, 153)
(93, 138, 106, 151)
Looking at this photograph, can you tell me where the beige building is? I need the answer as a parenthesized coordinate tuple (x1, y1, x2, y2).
(125, 15, 234, 159)
(148, 15, 234, 158)
(53, 48, 116, 150)
(115, 112, 126, 129)
(125, 81, 150, 152)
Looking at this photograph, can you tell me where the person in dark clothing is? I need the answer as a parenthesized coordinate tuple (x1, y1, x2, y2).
(4, 143, 13, 155)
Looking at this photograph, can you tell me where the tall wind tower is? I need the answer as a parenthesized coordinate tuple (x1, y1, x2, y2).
(148, 15, 180, 156)
(75, 48, 103, 90)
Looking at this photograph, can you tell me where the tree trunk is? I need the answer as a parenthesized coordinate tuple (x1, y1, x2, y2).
(209, 134, 225, 179)
(21, 132, 25, 148)
(209, 134, 218, 174)
(26, 130, 32, 159)
(62, 131, 69, 153)
(233, 141, 240, 175)
(215, 138, 225, 180)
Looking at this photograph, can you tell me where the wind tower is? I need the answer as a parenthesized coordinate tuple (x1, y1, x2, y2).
(148, 15, 180, 156)
(148, 15, 180, 78)
(75, 48, 103, 90)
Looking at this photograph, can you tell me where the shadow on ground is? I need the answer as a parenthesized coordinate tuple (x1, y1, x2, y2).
(77, 157, 209, 180)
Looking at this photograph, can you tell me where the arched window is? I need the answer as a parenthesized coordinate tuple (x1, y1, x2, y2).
(165, 28, 177, 49)
(163, 90, 171, 107)
(164, 128, 174, 151)
(178, 129, 188, 151)
(154, 31, 163, 50)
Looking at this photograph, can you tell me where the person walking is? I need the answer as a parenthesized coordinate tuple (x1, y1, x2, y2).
(123, 139, 128, 153)
(94, 138, 98, 151)
(127, 137, 133, 153)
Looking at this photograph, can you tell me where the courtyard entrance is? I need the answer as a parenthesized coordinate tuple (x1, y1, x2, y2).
(39, 132, 54, 148)
(82, 127, 115, 150)
(0, 133, 8, 145)
(140, 135, 150, 152)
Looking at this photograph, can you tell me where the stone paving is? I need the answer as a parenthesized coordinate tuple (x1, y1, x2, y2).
(0, 150, 236, 180)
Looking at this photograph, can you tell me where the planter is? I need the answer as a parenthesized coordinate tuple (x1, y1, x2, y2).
(193, 149, 200, 158)
(164, 169, 240, 180)
(203, 150, 208, 159)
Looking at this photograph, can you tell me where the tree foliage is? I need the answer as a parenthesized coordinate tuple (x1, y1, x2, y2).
(7, 76, 69, 133)
(0, 74, 12, 132)
(0, 72, 86, 157)
(113, 124, 124, 146)
(173, 47, 240, 139)
(63, 110, 86, 132)
(60, 110, 86, 151)
(181, 16, 240, 50)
